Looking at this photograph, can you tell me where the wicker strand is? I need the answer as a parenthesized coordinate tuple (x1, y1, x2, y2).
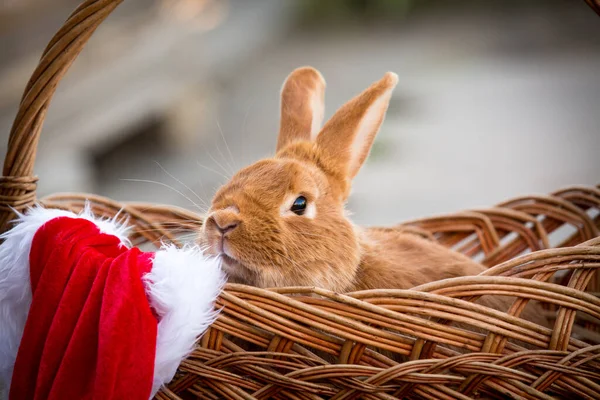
(0, 176, 38, 212)
(585, 0, 600, 16)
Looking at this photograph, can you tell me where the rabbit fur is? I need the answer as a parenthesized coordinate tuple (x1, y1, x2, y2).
(198, 67, 548, 330)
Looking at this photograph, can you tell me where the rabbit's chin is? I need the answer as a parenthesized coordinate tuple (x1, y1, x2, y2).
(219, 255, 258, 286)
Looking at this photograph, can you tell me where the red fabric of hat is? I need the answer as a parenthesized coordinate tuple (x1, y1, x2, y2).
(11, 216, 156, 400)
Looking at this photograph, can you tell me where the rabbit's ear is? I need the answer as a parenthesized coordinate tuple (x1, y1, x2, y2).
(316, 72, 398, 179)
(277, 67, 326, 151)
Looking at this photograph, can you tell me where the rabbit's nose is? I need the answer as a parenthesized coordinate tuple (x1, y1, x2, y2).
(216, 221, 238, 235)
(209, 210, 240, 236)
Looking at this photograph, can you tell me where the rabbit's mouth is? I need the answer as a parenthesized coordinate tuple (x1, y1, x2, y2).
(218, 253, 239, 277)
(220, 253, 237, 266)
(219, 254, 258, 285)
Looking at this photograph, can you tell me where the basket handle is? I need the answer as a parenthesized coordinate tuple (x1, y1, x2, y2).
(0, 0, 123, 232)
(586, 0, 600, 16)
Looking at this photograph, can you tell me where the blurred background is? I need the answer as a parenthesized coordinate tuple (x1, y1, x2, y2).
(0, 0, 599, 225)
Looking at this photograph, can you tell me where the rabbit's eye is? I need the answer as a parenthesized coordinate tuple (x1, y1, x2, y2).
(291, 196, 307, 215)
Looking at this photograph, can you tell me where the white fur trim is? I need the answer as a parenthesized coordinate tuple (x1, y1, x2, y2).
(0, 204, 130, 391)
(144, 245, 225, 398)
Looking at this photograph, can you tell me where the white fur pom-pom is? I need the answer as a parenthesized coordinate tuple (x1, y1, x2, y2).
(144, 245, 225, 397)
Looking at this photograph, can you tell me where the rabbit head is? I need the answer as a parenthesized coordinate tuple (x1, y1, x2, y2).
(199, 67, 398, 291)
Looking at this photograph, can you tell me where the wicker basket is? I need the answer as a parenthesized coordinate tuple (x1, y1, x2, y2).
(1, 1, 599, 399)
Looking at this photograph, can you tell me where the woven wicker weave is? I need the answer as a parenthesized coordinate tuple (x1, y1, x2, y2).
(1, 1, 599, 399)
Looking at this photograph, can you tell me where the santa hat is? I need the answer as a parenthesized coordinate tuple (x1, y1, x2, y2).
(0, 205, 225, 400)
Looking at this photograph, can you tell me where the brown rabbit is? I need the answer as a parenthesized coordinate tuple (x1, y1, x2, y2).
(199, 67, 547, 328)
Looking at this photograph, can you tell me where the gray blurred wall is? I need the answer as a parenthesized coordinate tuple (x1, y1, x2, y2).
(0, 0, 598, 227)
